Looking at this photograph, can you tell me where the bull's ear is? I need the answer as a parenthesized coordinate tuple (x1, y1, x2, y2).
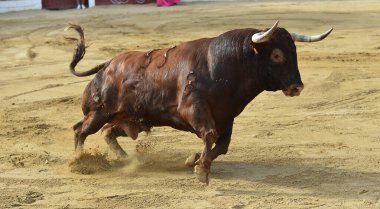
(250, 42, 260, 55)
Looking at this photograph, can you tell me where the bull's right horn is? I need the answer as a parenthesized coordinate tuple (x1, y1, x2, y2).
(291, 28, 334, 42)
(251, 21, 279, 43)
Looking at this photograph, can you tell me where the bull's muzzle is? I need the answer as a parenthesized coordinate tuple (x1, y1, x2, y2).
(283, 84, 304, 97)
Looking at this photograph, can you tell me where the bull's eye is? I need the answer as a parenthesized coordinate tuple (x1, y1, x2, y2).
(270, 48, 285, 64)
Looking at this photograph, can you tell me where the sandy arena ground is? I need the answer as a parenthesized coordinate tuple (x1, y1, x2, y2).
(0, 0, 380, 208)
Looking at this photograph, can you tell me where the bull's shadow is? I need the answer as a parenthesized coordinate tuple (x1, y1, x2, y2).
(110, 145, 380, 201)
(210, 158, 380, 201)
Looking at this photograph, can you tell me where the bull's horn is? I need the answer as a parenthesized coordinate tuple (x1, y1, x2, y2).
(251, 21, 279, 43)
(291, 28, 333, 42)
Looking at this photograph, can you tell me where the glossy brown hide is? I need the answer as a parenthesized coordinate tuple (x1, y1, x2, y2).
(67, 24, 304, 184)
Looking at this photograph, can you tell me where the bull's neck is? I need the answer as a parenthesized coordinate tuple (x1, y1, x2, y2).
(231, 59, 265, 117)
(208, 30, 266, 117)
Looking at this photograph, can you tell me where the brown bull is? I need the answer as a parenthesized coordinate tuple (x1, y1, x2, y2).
(65, 21, 332, 184)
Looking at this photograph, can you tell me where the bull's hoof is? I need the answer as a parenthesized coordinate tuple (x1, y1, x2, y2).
(185, 152, 200, 167)
(194, 165, 210, 185)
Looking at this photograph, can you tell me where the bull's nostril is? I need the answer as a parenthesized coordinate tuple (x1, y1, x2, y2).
(296, 86, 304, 91)
(286, 84, 304, 95)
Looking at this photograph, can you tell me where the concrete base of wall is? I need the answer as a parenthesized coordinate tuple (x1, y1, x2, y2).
(0, 0, 42, 13)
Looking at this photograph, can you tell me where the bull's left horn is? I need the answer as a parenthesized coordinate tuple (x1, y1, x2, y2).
(291, 28, 333, 42)
(251, 21, 279, 43)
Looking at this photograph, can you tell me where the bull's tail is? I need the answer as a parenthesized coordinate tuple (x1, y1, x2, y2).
(65, 24, 110, 77)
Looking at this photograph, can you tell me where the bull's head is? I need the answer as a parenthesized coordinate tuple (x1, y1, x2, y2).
(251, 21, 333, 97)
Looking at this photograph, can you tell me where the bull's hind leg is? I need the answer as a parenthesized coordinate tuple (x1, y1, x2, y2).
(104, 126, 128, 158)
(73, 111, 108, 153)
(73, 120, 84, 150)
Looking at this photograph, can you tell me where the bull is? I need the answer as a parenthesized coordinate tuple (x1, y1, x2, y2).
(65, 21, 332, 184)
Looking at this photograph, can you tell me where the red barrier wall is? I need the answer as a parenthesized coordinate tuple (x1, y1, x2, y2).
(96, 0, 155, 5)
(42, 0, 77, 9)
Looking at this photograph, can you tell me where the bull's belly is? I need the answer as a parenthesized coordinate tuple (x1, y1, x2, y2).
(112, 93, 193, 133)
(142, 105, 194, 133)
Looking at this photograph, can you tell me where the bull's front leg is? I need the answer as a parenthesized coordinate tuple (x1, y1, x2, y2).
(194, 129, 217, 184)
(179, 72, 221, 184)
(186, 119, 233, 167)
(179, 101, 218, 184)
